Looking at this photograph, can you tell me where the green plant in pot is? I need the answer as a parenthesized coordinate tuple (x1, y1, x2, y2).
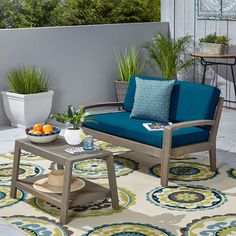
(199, 33, 229, 55)
(114, 47, 145, 102)
(143, 33, 194, 80)
(1, 66, 53, 128)
(51, 105, 95, 145)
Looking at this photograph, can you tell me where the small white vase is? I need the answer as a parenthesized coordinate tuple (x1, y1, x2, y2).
(64, 128, 85, 146)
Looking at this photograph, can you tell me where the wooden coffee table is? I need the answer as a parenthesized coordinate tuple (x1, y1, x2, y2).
(10, 137, 119, 224)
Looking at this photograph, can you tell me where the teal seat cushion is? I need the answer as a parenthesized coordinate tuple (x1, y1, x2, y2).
(130, 78, 175, 122)
(124, 76, 221, 122)
(84, 112, 209, 148)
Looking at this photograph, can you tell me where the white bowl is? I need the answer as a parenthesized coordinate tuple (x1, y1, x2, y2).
(25, 127, 60, 144)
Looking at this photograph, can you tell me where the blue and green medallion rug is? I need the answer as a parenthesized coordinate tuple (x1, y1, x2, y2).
(181, 214, 236, 235)
(0, 141, 236, 235)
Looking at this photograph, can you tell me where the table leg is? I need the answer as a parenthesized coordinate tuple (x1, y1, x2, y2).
(231, 65, 236, 98)
(106, 155, 119, 210)
(60, 161, 72, 224)
(202, 63, 207, 85)
(10, 142, 21, 199)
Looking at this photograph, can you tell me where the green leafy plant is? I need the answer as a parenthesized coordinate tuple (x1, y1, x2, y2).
(7, 66, 49, 94)
(143, 33, 194, 80)
(50, 105, 95, 129)
(0, 0, 160, 28)
(199, 33, 229, 45)
(115, 47, 145, 82)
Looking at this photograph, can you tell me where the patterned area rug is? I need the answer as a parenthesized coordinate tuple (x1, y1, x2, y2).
(0, 140, 236, 235)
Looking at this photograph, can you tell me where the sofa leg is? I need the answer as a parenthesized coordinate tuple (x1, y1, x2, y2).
(161, 151, 170, 187)
(161, 128, 172, 187)
(209, 143, 216, 171)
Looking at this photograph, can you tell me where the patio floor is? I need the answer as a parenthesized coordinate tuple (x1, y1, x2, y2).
(0, 108, 236, 235)
(1, 108, 236, 165)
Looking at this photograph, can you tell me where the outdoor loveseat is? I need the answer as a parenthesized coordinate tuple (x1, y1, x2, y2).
(83, 76, 224, 187)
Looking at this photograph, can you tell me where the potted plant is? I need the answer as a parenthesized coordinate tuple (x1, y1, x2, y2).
(1, 66, 53, 128)
(143, 33, 194, 80)
(199, 33, 229, 55)
(114, 47, 145, 102)
(51, 105, 95, 145)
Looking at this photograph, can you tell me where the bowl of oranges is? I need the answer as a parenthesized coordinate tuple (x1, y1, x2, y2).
(26, 124, 60, 143)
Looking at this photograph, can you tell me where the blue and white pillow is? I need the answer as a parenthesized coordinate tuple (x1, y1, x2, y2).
(130, 77, 175, 122)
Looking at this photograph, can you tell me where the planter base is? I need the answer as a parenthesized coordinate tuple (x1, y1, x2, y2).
(200, 43, 226, 55)
(11, 122, 25, 128)
(114, 80, 128, 103)
(11, 122, 46, 128)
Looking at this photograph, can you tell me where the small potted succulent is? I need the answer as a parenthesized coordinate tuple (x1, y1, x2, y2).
(51, 105, 95, 145)
(199, 33, 229, 55)
(114, 47, 145, 102)
(1, 66, 53, 128)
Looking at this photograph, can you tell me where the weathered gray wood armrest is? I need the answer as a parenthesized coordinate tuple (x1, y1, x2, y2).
(162, 119, 215, 146)
(84, 102, 124, 111)
(162, 119, 216, 152)
(166, 120, 215, 131)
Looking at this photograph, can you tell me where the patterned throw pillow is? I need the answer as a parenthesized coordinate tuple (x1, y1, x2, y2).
(130, 77, 175, 122)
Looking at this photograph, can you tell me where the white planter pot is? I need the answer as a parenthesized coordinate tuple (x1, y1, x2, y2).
(1, 90, 54, 128)
(64, 128, 85, 146)
(200, 43, 226, 55)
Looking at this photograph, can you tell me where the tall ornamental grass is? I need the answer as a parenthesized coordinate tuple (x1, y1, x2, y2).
(115, 47, 145, 82)
(7, 67, 49, 94)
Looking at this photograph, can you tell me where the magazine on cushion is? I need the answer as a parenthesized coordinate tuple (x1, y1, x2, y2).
(143, 122, 173, 131)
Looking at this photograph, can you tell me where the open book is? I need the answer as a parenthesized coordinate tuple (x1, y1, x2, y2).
(143, 122, 173, 131)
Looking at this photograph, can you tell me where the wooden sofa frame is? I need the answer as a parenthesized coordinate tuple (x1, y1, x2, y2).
(83, 97, 224, 187)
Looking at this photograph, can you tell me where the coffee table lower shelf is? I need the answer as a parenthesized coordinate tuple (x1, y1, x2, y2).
(16, 174, 111, 208)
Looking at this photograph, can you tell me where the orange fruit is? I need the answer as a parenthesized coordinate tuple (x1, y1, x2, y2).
(43, 124, 53, 134)
(33, 124, 43, 132)
(32, 130, 43, 135)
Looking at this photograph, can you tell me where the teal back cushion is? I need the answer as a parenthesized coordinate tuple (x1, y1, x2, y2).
(169, 80, 220, 122)
(124, 76, 221, 122)
(130, 78, 175, 122)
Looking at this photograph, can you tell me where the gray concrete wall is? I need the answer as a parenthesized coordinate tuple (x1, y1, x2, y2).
(0, 22, 169, 125)
(161, 0, 236, 107)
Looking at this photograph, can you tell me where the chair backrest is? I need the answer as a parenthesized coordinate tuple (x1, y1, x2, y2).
(124, 76, 221, 122)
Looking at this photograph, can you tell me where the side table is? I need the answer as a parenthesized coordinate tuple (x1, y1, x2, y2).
(10, 138, 119, 224)
(191, 52, 236, 103)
